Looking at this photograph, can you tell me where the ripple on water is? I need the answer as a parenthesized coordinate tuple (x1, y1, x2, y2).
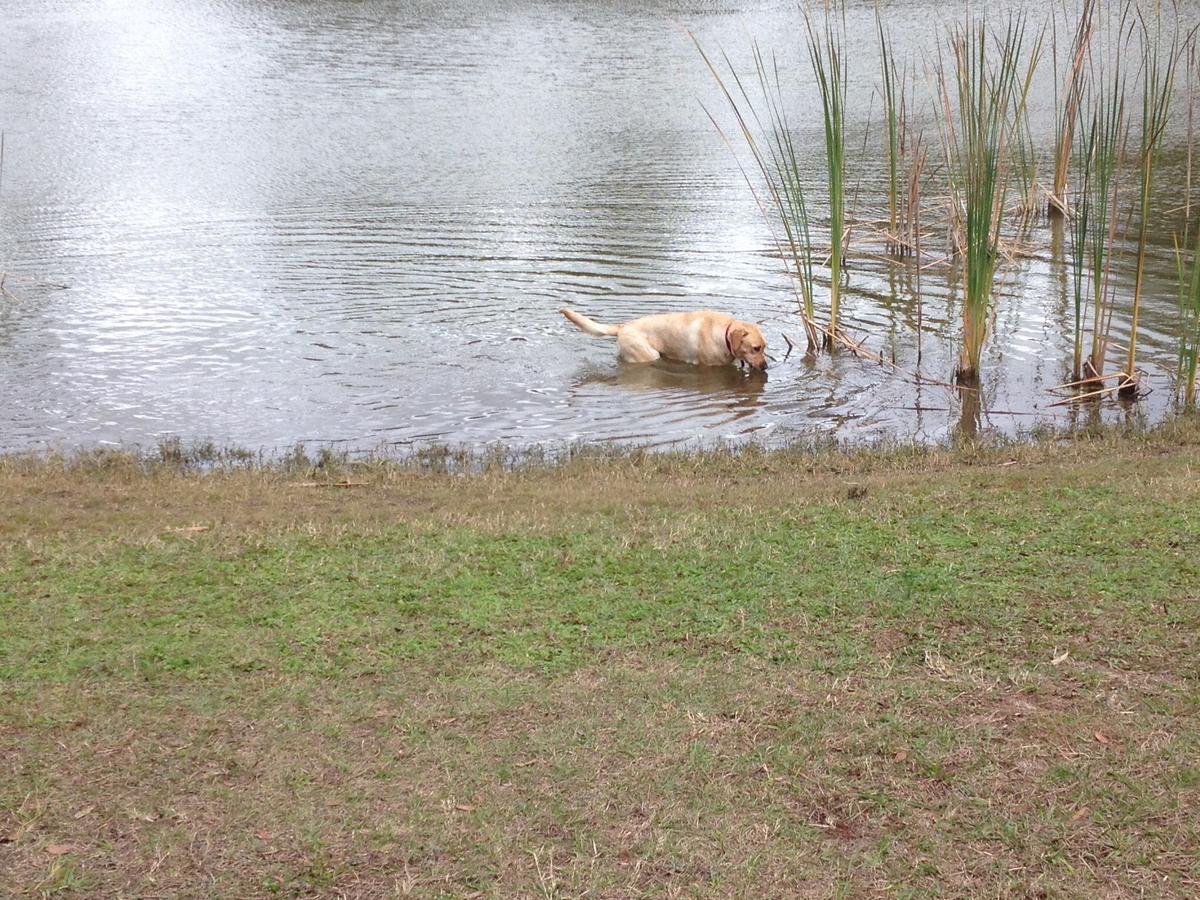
(0, 0, 1190, 453)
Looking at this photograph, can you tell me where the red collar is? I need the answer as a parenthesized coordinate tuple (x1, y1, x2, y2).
(724, 321, 734, 357)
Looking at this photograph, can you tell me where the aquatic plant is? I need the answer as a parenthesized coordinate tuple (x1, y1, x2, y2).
(1069, 62, 1128, 388)
(696, 0, 1200, 400)
(1084, 63, 1128, 388)
(1175, 227, 1200, 405)
(805, 3, 849, 340)
(877, 10, 902, 254)
(1010, 69, 1041, 226)
(1124, 9, 1182, 395)
(1048, 0, 1096, 217)
(942, 15, 1041, 382)
(1068, 115, 1092, 383)
(909, 130, 929, 368)
(877, 14, 929, 263)
(695, 40, 820, 347)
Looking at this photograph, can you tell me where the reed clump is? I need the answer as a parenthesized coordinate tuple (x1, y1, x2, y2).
(805, 3, 849, 345)
(1177, 228, 1200, 405)
(941, 15, 1041, 383)
(876, 11, 926, 259)
(1048, 0, 1096, 218)
(1124, 9, 1182, 396)
(698, 1, 1198, 399)
(695, 40, 821, 348)
(1068, 62, 1128, 390)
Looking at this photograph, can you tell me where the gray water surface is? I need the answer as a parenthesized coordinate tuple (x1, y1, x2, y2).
(0, 0, 1187, 453)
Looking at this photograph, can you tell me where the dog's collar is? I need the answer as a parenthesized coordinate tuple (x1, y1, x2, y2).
(724, 321, 734, 358)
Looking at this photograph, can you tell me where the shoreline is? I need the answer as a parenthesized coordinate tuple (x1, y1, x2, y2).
(2, 409, 1197, 480)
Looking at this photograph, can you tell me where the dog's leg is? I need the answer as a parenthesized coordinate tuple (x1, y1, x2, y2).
(617, 330, 660, 363)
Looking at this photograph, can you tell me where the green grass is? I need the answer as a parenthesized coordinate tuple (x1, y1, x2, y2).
(2, 422, 1200, 896)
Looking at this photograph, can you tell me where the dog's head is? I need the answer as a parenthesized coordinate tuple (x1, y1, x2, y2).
(728, 323, 768, 371)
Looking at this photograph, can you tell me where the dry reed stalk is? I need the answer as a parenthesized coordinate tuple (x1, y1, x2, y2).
(1049, 0, 1096, 217)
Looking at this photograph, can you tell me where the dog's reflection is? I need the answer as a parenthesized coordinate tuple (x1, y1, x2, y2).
(575, 359, 767, 414)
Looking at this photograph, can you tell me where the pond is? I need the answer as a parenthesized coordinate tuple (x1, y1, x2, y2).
(0, 0, 1192, 454)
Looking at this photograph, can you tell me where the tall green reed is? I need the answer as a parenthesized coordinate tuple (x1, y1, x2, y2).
(1069, 90, 1095, 382)
(695, 40, 819, 346)
(1065, 54, 1127, 387)
(805, 4, 849, 340)
(1175, 226, 1200, 404)
(1010, 71, 1041, 226)
(1073, 63, 1129, 386)
(877, 10, 902, 254)
(943, 16, 1041, 382)
(1125, 10, 1182, 393)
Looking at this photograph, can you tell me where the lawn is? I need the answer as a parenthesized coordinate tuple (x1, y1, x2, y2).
(2, 423, 1199, 897)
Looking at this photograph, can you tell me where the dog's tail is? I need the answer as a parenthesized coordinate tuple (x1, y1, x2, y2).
(560, 308, 619, 337)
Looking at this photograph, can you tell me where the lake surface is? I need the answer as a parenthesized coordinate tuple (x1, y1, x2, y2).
(0, 0, 1191, 454)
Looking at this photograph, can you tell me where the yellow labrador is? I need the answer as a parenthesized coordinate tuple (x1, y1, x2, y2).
(560, 309, 768, 371)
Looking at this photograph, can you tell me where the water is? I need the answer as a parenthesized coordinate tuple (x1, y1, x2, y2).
(0, 0, 1189, 454)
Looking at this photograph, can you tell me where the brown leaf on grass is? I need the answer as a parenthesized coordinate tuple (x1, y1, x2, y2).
(72, 805, 95, 819)
(46, 843, 76, 856)
(455, 804, 475, 812)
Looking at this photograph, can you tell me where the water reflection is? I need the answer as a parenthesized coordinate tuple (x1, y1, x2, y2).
(577, 359, 767, 416)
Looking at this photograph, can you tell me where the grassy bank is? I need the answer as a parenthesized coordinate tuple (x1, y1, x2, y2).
(2, 423, 1200, 897)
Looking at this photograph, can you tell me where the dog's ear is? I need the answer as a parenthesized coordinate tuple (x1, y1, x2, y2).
(729, 325, 749, 351)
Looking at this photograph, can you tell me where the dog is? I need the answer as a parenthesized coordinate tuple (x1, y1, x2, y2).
(560, 309, 768, 371)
